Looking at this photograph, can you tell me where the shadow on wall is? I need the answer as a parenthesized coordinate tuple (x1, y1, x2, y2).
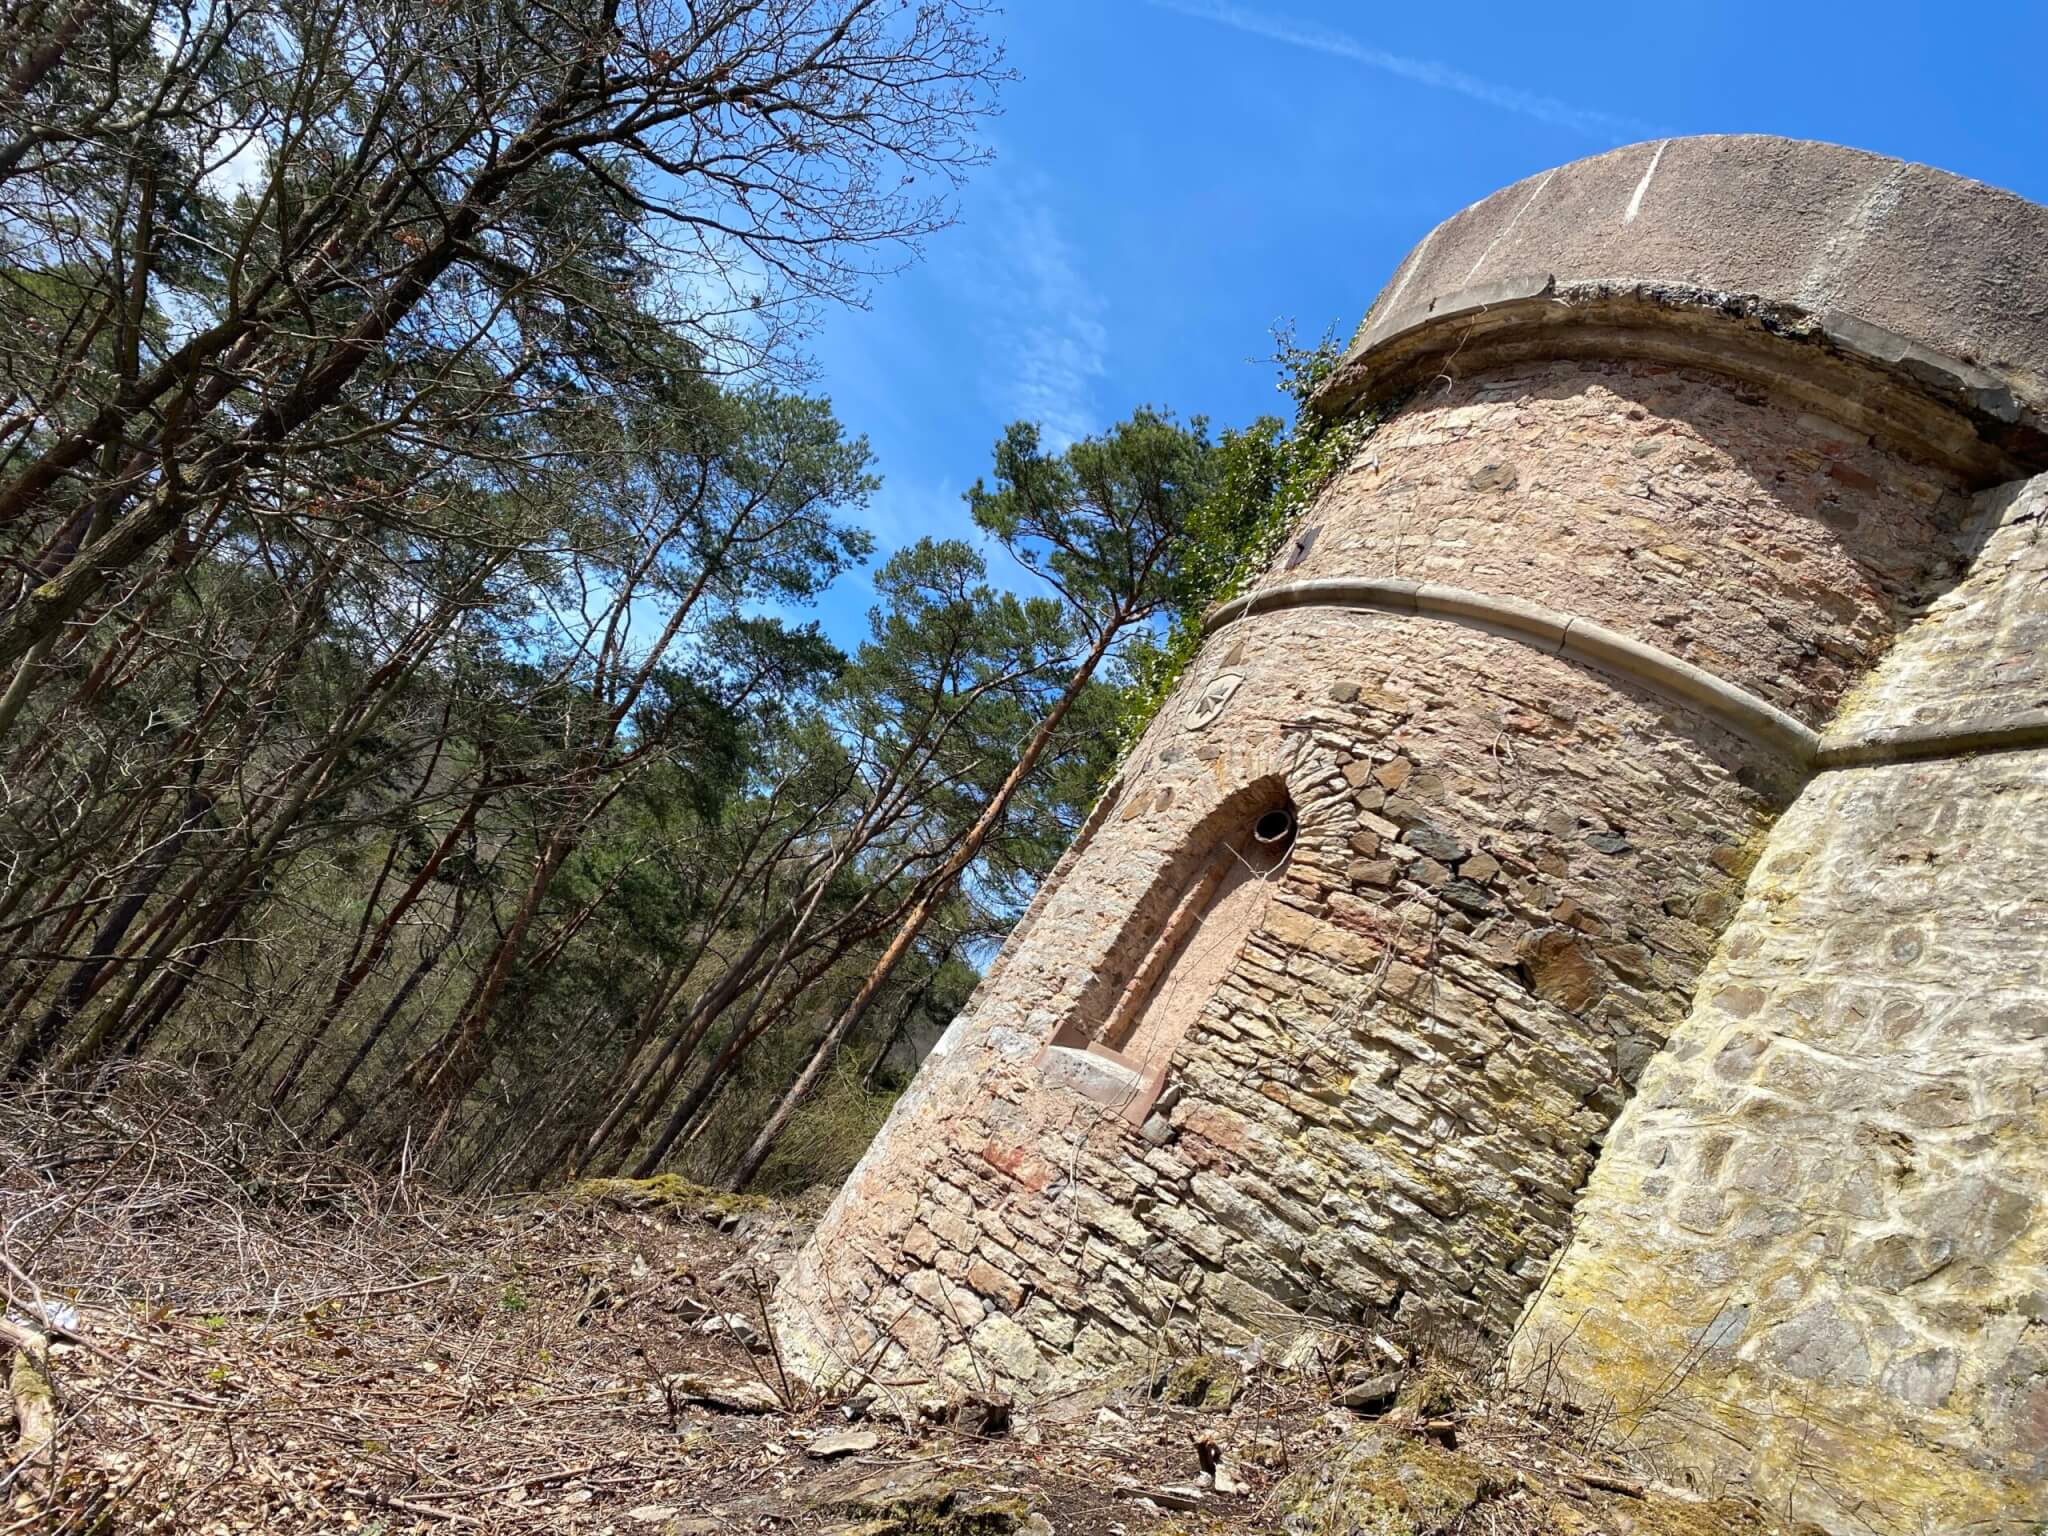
(1039, 781, 1296, 1126)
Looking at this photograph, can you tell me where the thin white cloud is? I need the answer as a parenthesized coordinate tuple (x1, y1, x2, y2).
(1146, 0, 1655, 141)
(202, 131, 271, 202)
(858, 471, 963, 548)
(966, 180, 1108, 451)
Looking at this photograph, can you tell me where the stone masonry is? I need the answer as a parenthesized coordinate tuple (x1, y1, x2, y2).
(777, 137, 2048, 1529)
(1512, 474, 2048, 1532)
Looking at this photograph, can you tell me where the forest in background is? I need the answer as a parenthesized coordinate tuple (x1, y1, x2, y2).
(0, 0, 1355, 1196)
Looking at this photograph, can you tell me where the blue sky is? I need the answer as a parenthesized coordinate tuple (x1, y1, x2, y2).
(797, 0, 2048, 647)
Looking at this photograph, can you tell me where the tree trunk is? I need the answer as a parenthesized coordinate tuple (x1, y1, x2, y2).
(863, 963, 941, 1089)
(725, 624, 1118, 1190)
(7, 785, 212, 1078)
(314, 887, 472, 1142)
(272, 789, 482, 1107)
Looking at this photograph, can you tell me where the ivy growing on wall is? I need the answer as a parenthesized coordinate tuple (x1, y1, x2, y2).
(1115, 327, 1382, 752)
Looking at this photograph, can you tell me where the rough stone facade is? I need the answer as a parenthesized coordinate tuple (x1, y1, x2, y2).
(1512, 476, 2048, 1531)
(776, 358, 1972, 1376)
(776, 137, 2048, 1529)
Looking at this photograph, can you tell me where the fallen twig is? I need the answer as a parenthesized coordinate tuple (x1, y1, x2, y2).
(1574, 1467, 1645, 1497)
(338, 1483, 487, 1527)
(409, 1460, 607, 1500)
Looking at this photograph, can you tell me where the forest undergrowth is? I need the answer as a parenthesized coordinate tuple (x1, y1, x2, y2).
(1, 1068, 1801, 1536)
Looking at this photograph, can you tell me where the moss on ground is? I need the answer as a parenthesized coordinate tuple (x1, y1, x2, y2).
(1282, 1424, 1805, 1536)
(1283, 1431, 1504, 1536)
(803, 1463, 1048, 1535)
(1159, 1352, 1245, 1411)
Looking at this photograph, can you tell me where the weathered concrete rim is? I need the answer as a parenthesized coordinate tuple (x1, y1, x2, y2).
(1204, 578, 1824, 764)
(1310, 281, 2048, 482)
(1313, 136, 2048, 474)
(1814, 717, 2048, 771)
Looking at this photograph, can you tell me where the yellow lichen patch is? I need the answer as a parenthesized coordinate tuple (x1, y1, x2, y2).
(1283, 1431, 1506, 1536)
(1287, 1425, 1806, 1536)
(8, 1336, 58, 1468)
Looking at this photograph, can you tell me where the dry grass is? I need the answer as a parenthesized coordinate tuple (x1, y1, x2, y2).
(2, 1068, 1790, 1536)
(0, 1065, 811, 1532)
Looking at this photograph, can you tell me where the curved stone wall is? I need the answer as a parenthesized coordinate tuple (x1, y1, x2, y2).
(776, 353, 1974, 1389)
(776, 135, 2048, 1529)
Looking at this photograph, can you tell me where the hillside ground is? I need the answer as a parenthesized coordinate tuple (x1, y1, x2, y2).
(1, 1071, 1798, 1536)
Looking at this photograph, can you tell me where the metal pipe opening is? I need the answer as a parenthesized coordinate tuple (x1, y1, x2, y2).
(1253, 808, 1296, 846)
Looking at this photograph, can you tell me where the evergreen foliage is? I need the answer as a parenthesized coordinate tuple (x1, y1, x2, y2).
(1115, 328, 1379, 750)
(0, 0, 1375, 1198)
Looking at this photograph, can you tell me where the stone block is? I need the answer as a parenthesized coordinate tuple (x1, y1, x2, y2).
(963, 1258, 1025, 1311)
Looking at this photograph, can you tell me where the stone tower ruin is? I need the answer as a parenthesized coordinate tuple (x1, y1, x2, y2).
(777, 136, 2048, 1529)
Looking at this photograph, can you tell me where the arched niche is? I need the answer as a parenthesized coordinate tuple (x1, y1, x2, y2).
(1039, 786, 1297, 1124)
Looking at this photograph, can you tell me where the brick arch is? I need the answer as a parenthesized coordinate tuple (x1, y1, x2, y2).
(1057, 762, 1299, 1035)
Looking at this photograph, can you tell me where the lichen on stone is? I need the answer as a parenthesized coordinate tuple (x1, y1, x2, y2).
(803, 1462, 1049, 1536)
(1284, 1424, 1801, 1536)
(1281, 1430, 1505, 1536)
(1157, 1352, 1244, 1411)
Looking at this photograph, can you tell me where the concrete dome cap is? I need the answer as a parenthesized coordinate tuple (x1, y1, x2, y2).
(1317, 134, 2048, 479)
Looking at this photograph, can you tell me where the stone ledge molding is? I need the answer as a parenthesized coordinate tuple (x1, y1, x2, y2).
(1815, 715, 2048, 769)
(1206, 577, 1821, 764)
(1208, 576, 2048, 773)
(1315, 282, 2048, 482)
